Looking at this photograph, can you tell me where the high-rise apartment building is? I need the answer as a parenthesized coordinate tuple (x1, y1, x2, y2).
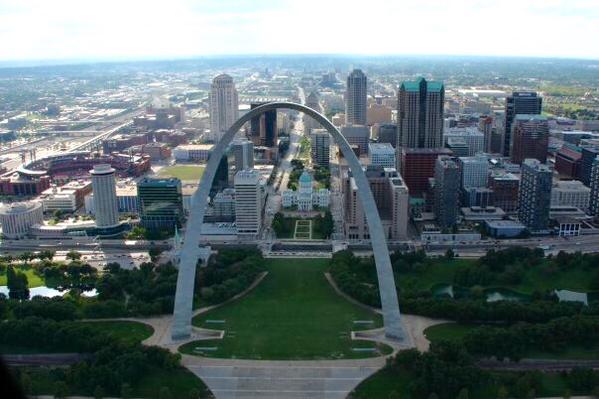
(234, 169, 263, 238)
(489, 172, 520, 212)
(232, 138, 254, 171)
(90, 164, 119, 228)
(137, 177, 183, 232)
(345, 69, 367, 126)
(503, 91, 542, 156)
(433, 156, 460, 228)
(510, 115, 549, 165)
(518, 159, 552, 231)
(310, 129, 330, 168)
(397, 77, 444, 149)
(209, 74, 239, 142)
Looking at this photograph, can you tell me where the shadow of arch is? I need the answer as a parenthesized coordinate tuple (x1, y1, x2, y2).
(172, 101, 405, 342)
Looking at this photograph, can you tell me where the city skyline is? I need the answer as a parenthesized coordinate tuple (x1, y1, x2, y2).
(1, 0, 599, 62)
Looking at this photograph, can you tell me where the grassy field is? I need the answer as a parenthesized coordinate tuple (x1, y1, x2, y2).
(397, 259, 473, 292)
(187, 258, 391, 360)
(0, 267, 44, 288)
(157, 165, 205, 181)
(350, 367, 570, 398)
(424, 322, 475, 344)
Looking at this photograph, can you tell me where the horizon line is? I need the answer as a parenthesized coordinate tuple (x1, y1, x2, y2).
(1, 52, 598, 70)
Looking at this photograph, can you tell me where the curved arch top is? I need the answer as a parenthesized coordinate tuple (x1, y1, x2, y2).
(171, 101, 406, 342)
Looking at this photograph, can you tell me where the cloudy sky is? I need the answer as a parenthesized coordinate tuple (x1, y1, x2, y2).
(1, 0, 598, 61)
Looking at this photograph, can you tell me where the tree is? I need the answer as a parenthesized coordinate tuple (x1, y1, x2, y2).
(187, 388, 202, 399)
(388, 390, 401, 399)
(19, 372, 32, 394)
(121, 383, 133, 399)
(38, 250, 55, 260)
(149, 247, 162, 262)
(456, 388, 469, 399)
(497, 386, 509, 399)
(53, 381, 69, 399)
(94, 385, 105, 399)
(159, 386, 173, 399)
(7, 266, 29, 300)
(66, 250, 82, 261)
(445, 248, 455, 260)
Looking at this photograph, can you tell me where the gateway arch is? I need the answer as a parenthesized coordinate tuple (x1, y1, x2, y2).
(172, 102, 406, 341)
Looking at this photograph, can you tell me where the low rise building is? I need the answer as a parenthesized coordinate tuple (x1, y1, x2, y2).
(173, 144, 214, 162)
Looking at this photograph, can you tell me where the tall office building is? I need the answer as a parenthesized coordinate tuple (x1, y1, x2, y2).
(305, 91, 323, 132)
(232, 138, 254, 171)
(503, 91, 542, 156)
(343, 166, 408, 240)
(340, 125, 369, 155)
(234, 169, 263, 238)
(90, 164, 119, 228)
(250, 103, 277, 147)
(345, 69, 367, 126)
(399, 148, 452, 197)
(589, 157, 599, 216)
(580, 146, 599, 186)
(397, 77, 444, 149)
(433, 156, 460, 228)
(458, 155, 489, 189)
(137, 177, 183, 231)
(378, 124, 398, 148)
(310, 129, 330, 168)
(489, 172, 520, 212)
(551, 180, 590, 211)
(444, 127, 485, 156)
(510, 115, 549, 165)
(209, 74, 239, 142)
(518, 159, 552, 231)
(369, 143, 396, 169)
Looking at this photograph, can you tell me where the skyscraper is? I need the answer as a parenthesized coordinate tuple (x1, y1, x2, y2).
(209, 74, 239, 142)
(433, 156, 460, 228)
(234, 169, 263, 238)
(369, 143, 396, 169)
(250, 103, 277, 147)
(232, 138, 254, 171)
(503, 91, 542, 156)
(345, 69, 367, 126)
(510, 115, 549, 165)
(397, 77, 444, 149)
(378, 124, 398, 148)
(137, 177, 183, 232)
(518, 159, 552, 231)
(580, 146, 599, 186)
(90, 164, 119, 228)
(310, 129, 330, 168)
(458, 155, 489, 189)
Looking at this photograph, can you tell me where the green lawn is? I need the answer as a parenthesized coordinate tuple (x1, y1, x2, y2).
(0, 267, 44, 288)
(350, 367, 571, 399)
(157, 165, 205, 181)
(186, 258, 391, 360)
(397, 259, 473, 292)
(424, 323, 475, 344)
(82, 321, 154, 344)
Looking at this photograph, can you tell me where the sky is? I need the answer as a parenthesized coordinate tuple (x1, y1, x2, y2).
(0, 0, 598, 61)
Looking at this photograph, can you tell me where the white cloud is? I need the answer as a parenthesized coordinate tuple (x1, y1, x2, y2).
(0, 0, 597, 60)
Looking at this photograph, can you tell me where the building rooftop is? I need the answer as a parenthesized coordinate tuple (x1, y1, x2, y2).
(401, 77, 444, 93)
(514, 114, 548, 122)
